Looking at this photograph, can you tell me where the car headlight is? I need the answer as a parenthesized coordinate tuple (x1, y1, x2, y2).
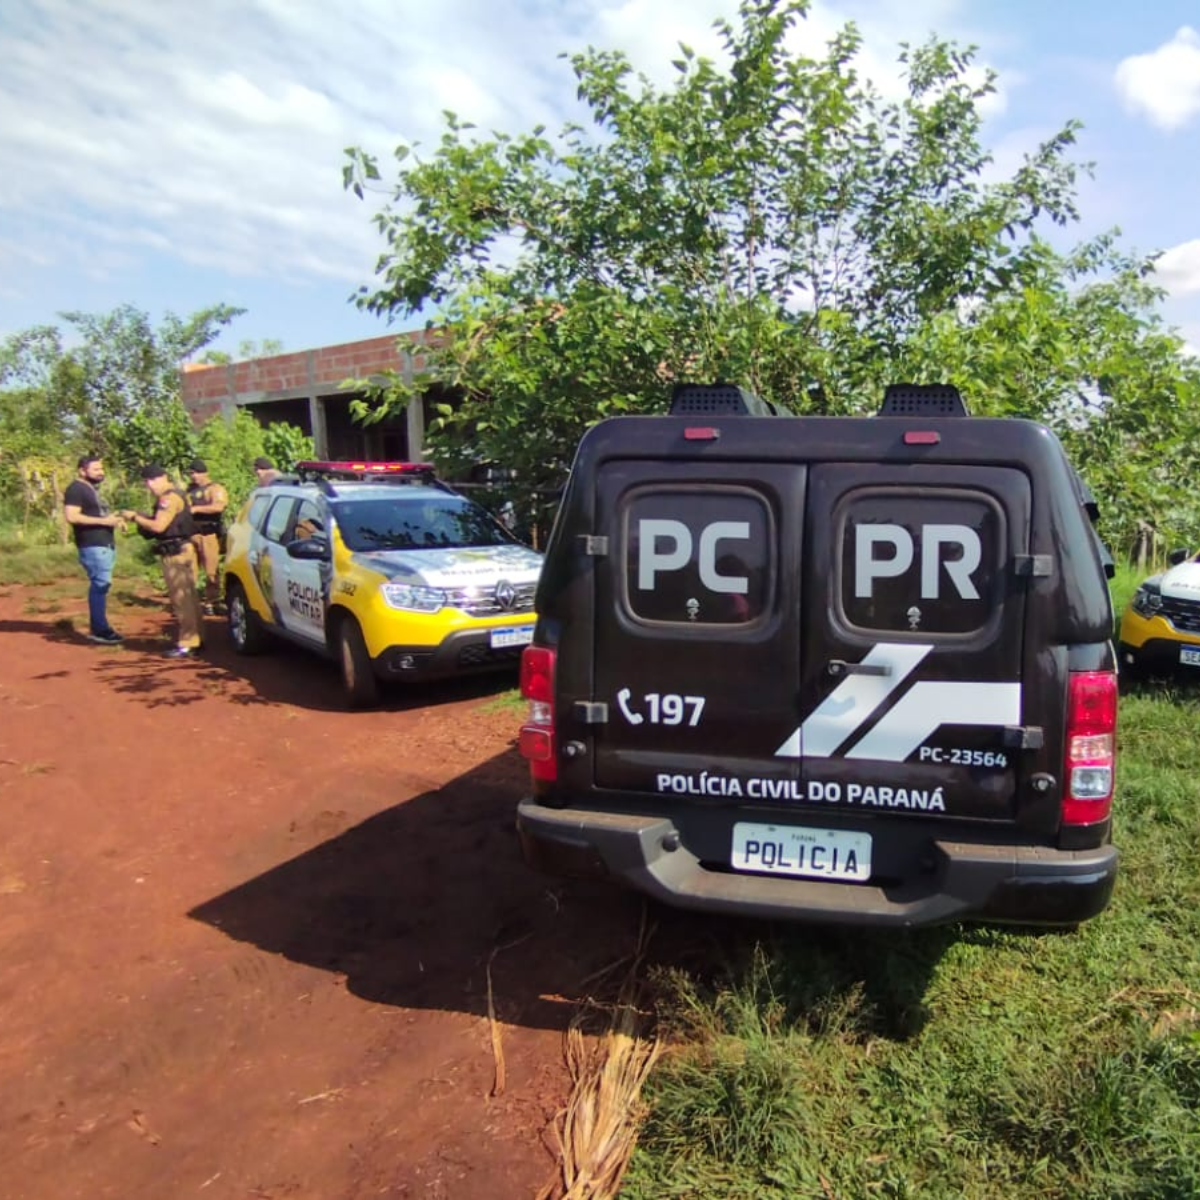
(381, 583, 445, 613)
(1131, 584, 1163, 619)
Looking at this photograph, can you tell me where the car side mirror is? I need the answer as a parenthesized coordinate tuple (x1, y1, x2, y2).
(1167, 548, 1189, 566)
(287, 536, 330, 560)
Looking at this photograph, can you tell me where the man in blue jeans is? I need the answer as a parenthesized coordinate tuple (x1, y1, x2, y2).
(63, 454, 126, 644)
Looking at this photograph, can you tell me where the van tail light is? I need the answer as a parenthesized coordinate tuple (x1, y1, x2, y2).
(1061, 670, 1117, 825)
(519, 646, 557, 783)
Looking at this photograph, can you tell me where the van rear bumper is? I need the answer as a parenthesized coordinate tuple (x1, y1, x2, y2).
(516, 799, 1118, 928)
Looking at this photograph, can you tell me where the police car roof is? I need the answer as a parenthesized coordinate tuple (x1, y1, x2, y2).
(319, 482, 462, 502)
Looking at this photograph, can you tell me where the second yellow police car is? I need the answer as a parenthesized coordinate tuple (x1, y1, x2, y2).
(1117, 548, 1200, 677)
(223, 461, 542, 706)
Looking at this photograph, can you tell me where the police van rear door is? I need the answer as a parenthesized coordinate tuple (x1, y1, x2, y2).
(591, 460, 805, 800)
(794, 463, 1030, 823)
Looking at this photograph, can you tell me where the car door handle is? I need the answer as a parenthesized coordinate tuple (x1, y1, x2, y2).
(827, 659, 892, 678)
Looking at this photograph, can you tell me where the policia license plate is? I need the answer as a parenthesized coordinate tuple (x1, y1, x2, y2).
(731, 822, 872, 882)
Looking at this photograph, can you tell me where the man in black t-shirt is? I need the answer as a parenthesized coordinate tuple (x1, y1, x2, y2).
(63, 454, 126, 644)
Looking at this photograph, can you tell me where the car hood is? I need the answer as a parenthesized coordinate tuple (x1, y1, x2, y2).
(353, 543, 543, 588)
(1160, 561, 1200, 601)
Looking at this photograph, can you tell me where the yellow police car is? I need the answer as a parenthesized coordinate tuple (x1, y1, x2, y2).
(1118, 548, 1200, 677)
(223, 461, 542, 706)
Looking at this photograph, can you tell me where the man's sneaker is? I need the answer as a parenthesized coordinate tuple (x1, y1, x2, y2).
(163, 645, 201, 659)
(88, 630, 124, 645)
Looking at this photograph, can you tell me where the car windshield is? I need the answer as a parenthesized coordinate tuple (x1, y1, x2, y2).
(333, 495, 517, 552)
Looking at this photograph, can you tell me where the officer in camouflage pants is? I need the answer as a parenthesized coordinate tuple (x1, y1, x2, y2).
(123, 465, 203, 659)
(186, 458, 229, 614)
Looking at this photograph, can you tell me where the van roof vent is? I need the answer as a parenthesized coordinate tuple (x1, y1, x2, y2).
(670, 383, 789, 417)
(880, 384, 969, 418)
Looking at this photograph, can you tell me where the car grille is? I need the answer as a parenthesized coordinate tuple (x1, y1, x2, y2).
(443, 581, 537, 617)
(1160, 595, 1200, 634)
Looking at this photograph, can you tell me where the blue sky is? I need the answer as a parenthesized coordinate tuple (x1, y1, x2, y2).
(2, 0, 1199, 359)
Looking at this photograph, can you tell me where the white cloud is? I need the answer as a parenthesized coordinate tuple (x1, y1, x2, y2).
(590, 0, 1013, 112)
(0, 236, 53, 270)
(1176, 319, 1200, 359)
(0, 1, 392, 288)
(179, 72, 340, 133)
(1114, 27, 1200, 131)
(589, 0, 734, 76)
(0, 0, 1016, 311)
(1154, 240, 1200, 297)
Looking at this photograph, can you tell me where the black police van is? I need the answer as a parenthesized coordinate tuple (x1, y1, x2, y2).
(516, 384, 1118, 927)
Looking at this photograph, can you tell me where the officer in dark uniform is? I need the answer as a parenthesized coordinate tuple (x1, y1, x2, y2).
(185, 458, 229, 614)
(122, 465, 202, 658)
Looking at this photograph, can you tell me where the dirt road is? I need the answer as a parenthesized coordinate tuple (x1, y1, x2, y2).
(0, 582, 646, 1199)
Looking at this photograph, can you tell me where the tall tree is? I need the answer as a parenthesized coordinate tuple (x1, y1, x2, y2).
(0, 303, 244, 472)
(345, 0, 1200, 552)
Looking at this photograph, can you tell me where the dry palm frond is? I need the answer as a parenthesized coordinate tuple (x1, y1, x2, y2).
(487, 947, 507, 1097)
(486, 930, 532, 1098)
(538, 910, 662, 1200)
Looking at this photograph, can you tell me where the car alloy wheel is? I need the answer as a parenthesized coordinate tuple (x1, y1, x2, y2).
(230, 593, 248, 650)
(337, 618, 379, 708)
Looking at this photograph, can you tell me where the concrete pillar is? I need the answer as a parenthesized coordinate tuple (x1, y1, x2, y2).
(309, 394, 329, 458)
(406, 394, 426, 462)
(402, 349, 426, 462)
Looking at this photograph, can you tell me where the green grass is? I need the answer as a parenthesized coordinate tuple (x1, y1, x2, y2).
(623, 580, 1200, 1199)
(479, 687, 526, 715)
(0, 521, 161, 587)
(1109, 560, 1144, 628)
(0, 542, 82, 586)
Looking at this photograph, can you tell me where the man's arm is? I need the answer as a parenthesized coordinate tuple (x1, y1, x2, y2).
(64, 504, 121, 529)
(122, 494, 180, 534)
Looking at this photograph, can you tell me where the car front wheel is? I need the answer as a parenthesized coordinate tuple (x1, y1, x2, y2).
(227, 582, 268, 655)
(337, 617, 380, 708)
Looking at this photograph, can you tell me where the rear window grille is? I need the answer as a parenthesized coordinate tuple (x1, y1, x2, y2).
(672, 385, 749, 414)
(669, 384, 787, 417)
(880, 385, 968, 417)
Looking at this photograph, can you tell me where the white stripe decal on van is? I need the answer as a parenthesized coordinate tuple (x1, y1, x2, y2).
(774, 643, 932, 759)
(844, 681, 1020, 762)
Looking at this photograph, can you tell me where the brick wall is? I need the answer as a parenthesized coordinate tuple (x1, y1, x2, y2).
(180, 328, 442, 418)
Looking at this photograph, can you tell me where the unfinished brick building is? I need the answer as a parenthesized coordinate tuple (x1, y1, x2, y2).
(180, 329, 444, 460)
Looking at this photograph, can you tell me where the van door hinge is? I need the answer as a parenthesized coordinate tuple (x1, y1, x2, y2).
(1002, 725, 1044, 750)
(1012, 555, 1052, 578)
(573, 701, 609, 724)
(578, 535, 609, 556)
